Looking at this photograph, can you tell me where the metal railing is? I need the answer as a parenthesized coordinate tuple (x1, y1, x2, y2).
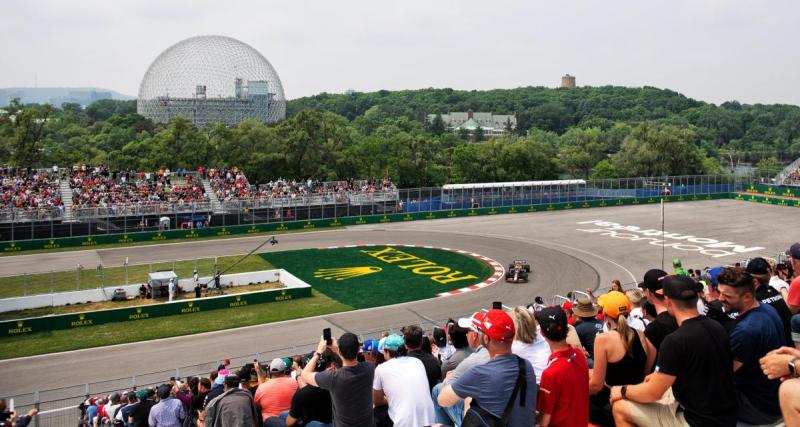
(0, 175, 753, 242)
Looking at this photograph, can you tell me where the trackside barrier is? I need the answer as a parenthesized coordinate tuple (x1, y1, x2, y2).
(0, 279, 311, 337)
(0, 192, 745, 254)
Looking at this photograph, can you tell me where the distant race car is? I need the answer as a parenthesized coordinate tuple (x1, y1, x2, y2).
(505, 259, 531, 283)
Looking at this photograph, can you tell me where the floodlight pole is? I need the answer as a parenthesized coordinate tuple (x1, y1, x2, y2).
(660, 196, 665, 271)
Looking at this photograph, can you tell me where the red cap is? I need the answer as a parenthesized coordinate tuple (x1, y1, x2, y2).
(475, 309, 516, 343)
(561, 301, 574, 310)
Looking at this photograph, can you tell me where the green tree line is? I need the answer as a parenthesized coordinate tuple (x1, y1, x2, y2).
(1, 86, 798, 187)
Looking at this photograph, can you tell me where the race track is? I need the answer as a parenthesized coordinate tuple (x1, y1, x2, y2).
(0, 199, 792, 397)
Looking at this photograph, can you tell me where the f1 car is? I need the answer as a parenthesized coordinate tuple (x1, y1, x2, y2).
(505, 259, 531, 283)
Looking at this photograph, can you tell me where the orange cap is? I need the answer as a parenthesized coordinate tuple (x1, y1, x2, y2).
(601, 291, 631, 320)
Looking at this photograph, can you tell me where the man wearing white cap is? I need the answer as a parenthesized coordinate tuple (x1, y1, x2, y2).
(254, 358, 298, 421)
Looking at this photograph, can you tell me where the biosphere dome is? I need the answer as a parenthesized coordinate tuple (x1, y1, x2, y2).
(137, 35, 286, 127)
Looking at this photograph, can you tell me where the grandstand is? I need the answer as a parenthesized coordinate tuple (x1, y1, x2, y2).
(777, 157, 800, 187)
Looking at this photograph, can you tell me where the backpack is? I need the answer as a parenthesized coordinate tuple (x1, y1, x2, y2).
(462, 356, 527, 427)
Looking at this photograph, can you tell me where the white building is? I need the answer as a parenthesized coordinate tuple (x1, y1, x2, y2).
(427, 110, 516, 137)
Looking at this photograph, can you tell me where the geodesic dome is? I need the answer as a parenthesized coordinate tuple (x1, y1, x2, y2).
(137, 35, 286, 127)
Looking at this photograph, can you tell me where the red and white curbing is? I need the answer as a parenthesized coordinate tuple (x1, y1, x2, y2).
(317, 243, 505, 298)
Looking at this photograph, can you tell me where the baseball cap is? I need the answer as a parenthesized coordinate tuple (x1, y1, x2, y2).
(136, 390, 148, 399)
(561, 300, 574, 311)
(745, 257, 770, 276)
(269, 357, 288, 372)
(475, 308, 515, 343)
(432, 327, 447, 347)
(661, 275, 703, 301)
(672, 258, 682, 267)
(457, 312, 483, 333)
(703, 267, 724, 288)
(601, 291, 631, 319)
(361, 338, 380, 354)
(378, 334, 405, 352)
(538, 306, 568, 341)
(786, 243, 800, 260)
(638, 269, 668, 292)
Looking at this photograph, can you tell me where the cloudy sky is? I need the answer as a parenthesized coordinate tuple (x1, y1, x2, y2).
(1, 0, 798, 104)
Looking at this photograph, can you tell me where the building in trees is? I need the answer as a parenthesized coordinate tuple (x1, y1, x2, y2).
(426, 110, 516, 138)
(137, 35, 286, 128)
(561, 74, 576, 88)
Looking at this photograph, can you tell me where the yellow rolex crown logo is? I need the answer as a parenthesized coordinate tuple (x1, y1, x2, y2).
(188, 302, 193, 307)
(236, 296, 241, 301)
(281, 289, 286, 296)
(17, 321, 23, 327)
(79, 314, 85, 320)
(314, 266, 383, 281)
(136, 308, 142, 314)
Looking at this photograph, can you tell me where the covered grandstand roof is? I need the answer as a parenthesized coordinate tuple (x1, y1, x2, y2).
(442, 179, 586, 190)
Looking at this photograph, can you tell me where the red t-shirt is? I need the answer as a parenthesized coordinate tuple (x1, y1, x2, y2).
(253, 376, 298, 419)
(537, 347, 589, 427)
(787, 276, 800, 307)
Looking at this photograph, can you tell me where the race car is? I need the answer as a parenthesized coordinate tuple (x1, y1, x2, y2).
(505, 259, 531, 283)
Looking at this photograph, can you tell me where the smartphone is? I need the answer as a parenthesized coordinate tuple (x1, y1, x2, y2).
(323, 328, 332, 345)
(492, 301, 502, 310)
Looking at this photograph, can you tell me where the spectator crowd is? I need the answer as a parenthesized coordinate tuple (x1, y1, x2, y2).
(69, 165, 207, 208)
(206, 166, 397, 203)
(0, 167, 63, 212)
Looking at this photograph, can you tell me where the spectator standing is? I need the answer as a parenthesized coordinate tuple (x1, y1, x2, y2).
(673, 258, 688, 276)
(437, 308, 537, 427)
(253, 358, 298, 420)
(717, 268, 784, 424)
(372, 334, 435, 427)
(301, 333, 375, 427)
(402, 325, 441, 390)
(610, 276, 738, 427)
(510, 306, 551, 384)
(168, 278, 175, 302)
(625, 289, 649, 331)
(536, 307, 589, 427)
(116, 391, 137, 426)
(203, 374, 260, 427)
(264, 349, 339, 427)
(588, 291, 656, 426)
(148, 384, 185, 427)
(204, 370, 227, 409)
(747, 257, 794, 345)
(638, 269, 678, 351)
(128, 389, 152, 427)
(572, 297, 603, 361)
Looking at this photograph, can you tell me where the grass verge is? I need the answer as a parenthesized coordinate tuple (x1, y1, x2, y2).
(0, 254, 274, 298)
(0, 282, 283, 321)
(0, 228, 317, 258)
(0, 290, 351, 359)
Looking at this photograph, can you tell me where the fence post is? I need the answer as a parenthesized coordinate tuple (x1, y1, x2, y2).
(33, 392, 40, 427)
(176, 368, 180, 380)
(23, 273, 27, 296)
(50, 271, 54, 294)
(132, 375, 137, 391)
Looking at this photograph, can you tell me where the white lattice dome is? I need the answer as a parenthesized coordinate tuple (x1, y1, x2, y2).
(137, 35, 286, 126)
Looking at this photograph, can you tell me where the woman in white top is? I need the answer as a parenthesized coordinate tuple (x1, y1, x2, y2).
(510, 306, 550, 384)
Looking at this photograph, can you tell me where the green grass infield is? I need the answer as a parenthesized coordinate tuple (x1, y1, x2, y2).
(0, 245, 494, 359)
(261, 245, 495, 309)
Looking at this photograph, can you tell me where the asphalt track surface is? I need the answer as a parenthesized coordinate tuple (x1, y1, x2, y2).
(0, 199, 793, 398)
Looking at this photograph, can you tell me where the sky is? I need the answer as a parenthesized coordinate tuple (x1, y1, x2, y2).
(1, 0, 798, 105)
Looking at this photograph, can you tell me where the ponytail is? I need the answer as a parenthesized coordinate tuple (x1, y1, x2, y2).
(615, 315, 635, 357)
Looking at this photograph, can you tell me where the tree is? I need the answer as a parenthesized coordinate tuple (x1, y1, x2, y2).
(755, 157, 781, 178)
(473, 126, 484, 142)
(6, 101, 52, 167)
(430, 114, 446, 136)
(611, 122, 708, 177)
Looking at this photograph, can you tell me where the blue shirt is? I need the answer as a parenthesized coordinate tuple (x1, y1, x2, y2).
(148, 397, 185, 427)
(730, 303, 784, 417)
(451, 354, 537, 427)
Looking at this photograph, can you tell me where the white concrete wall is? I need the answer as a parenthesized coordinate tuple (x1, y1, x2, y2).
(0, 269, 297, 313)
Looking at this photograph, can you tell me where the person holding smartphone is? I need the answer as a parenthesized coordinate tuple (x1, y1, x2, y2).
(301, 332, 375, 427)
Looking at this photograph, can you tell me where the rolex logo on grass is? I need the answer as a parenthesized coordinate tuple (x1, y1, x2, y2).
(314, 266, 383, 281)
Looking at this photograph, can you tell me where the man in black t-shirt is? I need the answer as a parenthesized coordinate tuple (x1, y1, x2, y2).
(611, 276, 738, 427)
(747, 257, 794, 345)
(128, 389, 153, 427)
(402, 325, 441, 390)
(638, 269, 678, 352)
(301, 333, 375, 427)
